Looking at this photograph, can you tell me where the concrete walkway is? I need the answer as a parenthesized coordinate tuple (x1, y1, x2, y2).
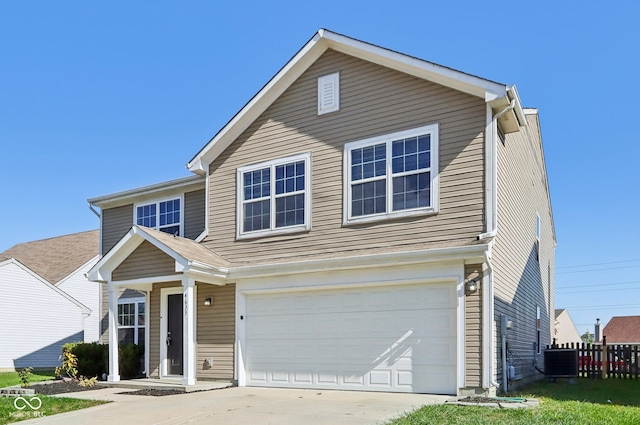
(17, 387, 450, 425)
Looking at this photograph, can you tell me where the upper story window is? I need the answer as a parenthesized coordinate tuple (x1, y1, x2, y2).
(237, 153, 311, 239)
(318, 72, 340, 115)
(135, 197, 183, 236)
(343, 124, 439, 224)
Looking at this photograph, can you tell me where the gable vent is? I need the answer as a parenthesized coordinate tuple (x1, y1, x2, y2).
(318, 72, 340, 115)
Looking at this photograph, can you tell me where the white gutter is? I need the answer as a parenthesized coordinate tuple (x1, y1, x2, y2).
(88, 202, 103, 257)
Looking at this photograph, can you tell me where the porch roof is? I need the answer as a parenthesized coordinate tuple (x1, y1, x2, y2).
(87, 225, 230, 285)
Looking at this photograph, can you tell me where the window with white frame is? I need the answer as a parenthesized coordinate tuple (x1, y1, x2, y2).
(135, 197, 182, 236)
(118, 298, 145, 346)
(237, 153, 311, 238)
(344, 124, 439, 223)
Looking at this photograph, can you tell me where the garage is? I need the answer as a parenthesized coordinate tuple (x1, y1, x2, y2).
(244, 282, 458, 394)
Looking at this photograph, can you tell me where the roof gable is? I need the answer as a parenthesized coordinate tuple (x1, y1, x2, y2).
(88, 225, 229, 284)
(187, 29, 524, 174)
(603, 316, 640, 344)
(0, 230, 99, 284)
(0, 258, 90, 314)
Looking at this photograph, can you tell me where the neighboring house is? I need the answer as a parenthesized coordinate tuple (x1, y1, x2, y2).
(554, 309, 582, 346)
(602, 316, 640, 345)
(0, 230, 99, 370)
(88, 29, 555, 396)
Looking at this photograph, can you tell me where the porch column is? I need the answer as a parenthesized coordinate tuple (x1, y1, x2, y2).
(182, 276, 196, 385)
(107, 283, 120, 382)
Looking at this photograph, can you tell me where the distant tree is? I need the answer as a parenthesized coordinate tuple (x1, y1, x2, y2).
(582, 330, 594, 344)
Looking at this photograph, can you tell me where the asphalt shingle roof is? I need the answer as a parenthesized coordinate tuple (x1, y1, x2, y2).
(602, 316, 640, 344)
(0, 230, 99, 284)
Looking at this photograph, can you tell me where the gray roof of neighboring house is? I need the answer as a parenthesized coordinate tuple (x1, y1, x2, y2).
(0, 230, 99, 284)
(555, 308, 566, 318)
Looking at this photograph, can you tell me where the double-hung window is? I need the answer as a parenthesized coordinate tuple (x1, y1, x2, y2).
(344, 124, 439, 223)
(135, 197, 183, 236)
(118, 298, 145, 346)
(237, 153, 311, 238)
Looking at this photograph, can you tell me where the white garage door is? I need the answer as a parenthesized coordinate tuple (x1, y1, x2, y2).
(244, 282, 457, 394)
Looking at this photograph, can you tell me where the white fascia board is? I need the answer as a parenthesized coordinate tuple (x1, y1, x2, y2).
(88, 175, 205, 209)
(6, 258, 91, 314)
(56, 255, 100, 286)
(88, 227, 146, 282)
(230, 243, 489, 280)
(188, 29, 510, 172)
(321, 30, 507, 100)
(188, 32, 328, 173)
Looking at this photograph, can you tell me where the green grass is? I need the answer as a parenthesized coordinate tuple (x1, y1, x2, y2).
(0, 396, 106, 424)
(0, 370, 56, 388)
(386, 379, 640, 425)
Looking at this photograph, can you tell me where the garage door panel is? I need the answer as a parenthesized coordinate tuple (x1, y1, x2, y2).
(245, 283, 457, 394)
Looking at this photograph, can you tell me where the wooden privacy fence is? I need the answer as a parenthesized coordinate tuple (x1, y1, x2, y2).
(547, 337, 639, 379)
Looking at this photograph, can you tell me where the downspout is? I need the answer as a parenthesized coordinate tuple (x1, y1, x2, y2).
(478, 99, 516, 241)
(484, 245, 500, 390)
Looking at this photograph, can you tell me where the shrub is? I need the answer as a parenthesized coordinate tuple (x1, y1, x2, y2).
(119, 343, 144, 379)
(59, 341, 143, 380)
(72, 342, 108, 378)
(18, 367, 33, 387)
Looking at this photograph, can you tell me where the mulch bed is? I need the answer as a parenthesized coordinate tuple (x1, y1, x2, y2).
(30, 380, 101, 395)
(29, 379, 186, 397)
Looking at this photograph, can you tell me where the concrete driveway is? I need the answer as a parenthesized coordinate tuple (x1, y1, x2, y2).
(19, 386, 450, 425)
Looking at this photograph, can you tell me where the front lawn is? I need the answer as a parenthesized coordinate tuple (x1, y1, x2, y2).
(0, 370, 56, 388)
(386, 379, 640, 425)
(0, 396, 105, 425)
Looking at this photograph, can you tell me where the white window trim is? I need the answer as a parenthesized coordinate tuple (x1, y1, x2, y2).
(134, 194, 185, 237)
(343, 124, 439, 225)
(318, 72, 340, 115)
(535, 213, 541, 241)
(117, 297, 146, 346)
(236, 152, 312, 240)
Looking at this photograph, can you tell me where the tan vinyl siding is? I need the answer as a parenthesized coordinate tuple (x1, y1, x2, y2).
(196, 283, 235, 380)
(102, 204, 133, 254)
(147, 282, 235, 380)
(205, 49, 486, 263)
(184, 189, 206, 240)
(492, 113, 555, 387)
(112, 241, 178, 281)
(464, 264, 482, 388)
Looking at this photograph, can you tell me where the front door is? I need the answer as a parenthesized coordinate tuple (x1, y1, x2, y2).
(166, 293, 183, 375)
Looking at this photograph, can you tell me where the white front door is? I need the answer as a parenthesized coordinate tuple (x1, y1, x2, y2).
(244, 282, 457, 394)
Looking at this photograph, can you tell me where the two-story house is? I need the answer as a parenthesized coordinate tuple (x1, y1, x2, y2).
(88, 29, 555, 396)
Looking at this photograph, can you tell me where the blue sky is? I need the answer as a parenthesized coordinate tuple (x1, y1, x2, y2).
(1, 1, 638, 333)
